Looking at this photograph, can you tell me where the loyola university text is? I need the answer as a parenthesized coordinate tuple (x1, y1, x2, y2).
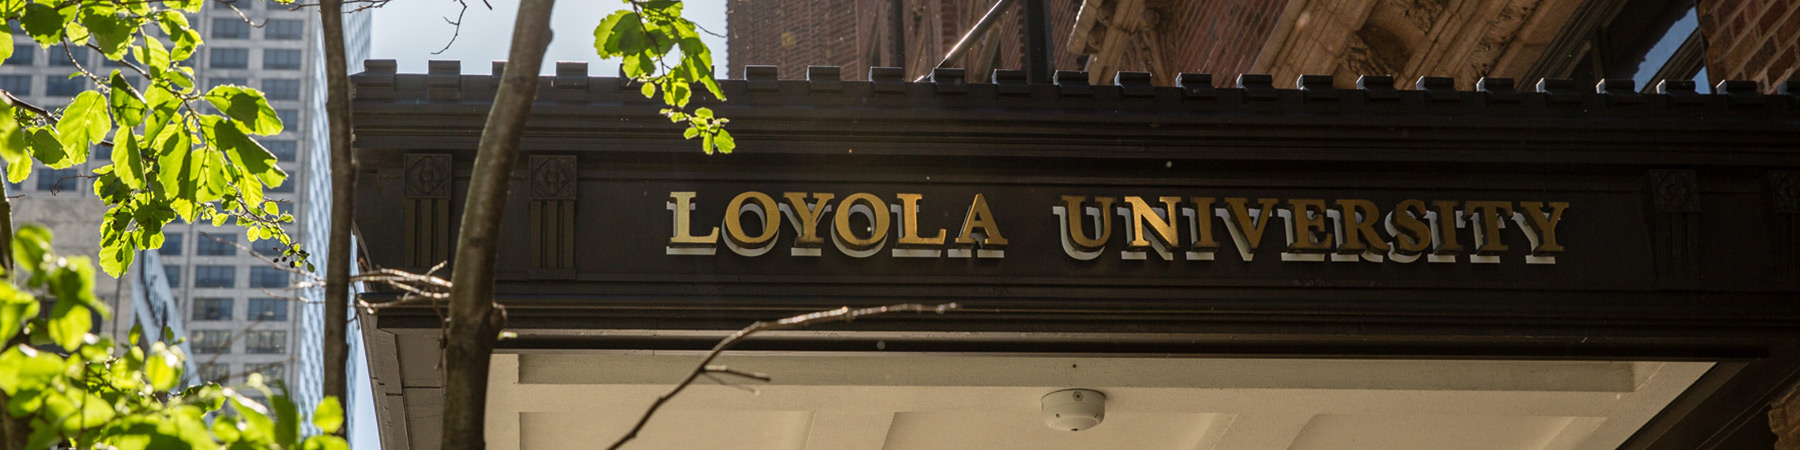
(667, 191, 1568, 264)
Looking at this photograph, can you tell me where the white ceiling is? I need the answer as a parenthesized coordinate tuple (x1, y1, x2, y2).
(481, 352, 1710, 450)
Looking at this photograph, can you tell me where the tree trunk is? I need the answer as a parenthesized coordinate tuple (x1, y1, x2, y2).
(0, 183, 23, 450)
(317, 0, 355, 427)
(441, 1, 555, 449)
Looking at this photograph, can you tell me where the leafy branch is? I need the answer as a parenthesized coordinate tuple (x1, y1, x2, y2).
(0, 0, 303, 278)
(594, 0, 734, 154)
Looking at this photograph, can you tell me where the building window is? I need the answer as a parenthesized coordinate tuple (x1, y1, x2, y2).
(262, 78, 299, 100)
(245, 331, 285, 354)
(190, 330, 231, 353)
(275, 109, 299, 129)
(212, 0, 247, 9)
(160, 233, 183, 256)
(248, 298, 287, 321)
(6, 45, 31, 65)
(211, 18, 250, 39)
(163, 265, 181, 287)
(265, 19, 304, 40)
(210, 48, 248, 69)
(50, 45, 87, 67)
(268, 179, 295, 193)
(0, 75, 29, 95)
(196, 232, 237, 256)
(45, 76, 83, 97)
(207, 77, 248, 91)
(192, 297, 233, 321)
(249, 266, 288, 288)
(263, 49, 301, 70)
(194, 265, 235, 288)
(264, 140, 297, 161)
(246, 362, 284, 381)
(35, 168, 74, 191)
(199, 363, 231, 383)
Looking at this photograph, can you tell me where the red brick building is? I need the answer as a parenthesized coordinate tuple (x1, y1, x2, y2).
(728, 0, 1798, 92)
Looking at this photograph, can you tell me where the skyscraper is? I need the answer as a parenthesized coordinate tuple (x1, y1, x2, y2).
(0, 1, 372, 421)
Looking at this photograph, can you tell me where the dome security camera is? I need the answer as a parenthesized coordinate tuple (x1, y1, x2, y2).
(1041, 389, 1105, 431)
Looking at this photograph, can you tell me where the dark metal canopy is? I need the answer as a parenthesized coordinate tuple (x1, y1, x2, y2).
(350, 60, 1800, 449)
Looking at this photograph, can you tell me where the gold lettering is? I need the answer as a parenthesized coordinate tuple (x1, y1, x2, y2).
(1060, 196, 1114, 252)
(1429, 200, 1464, 256)
(1386, 199, 1431, 256)
(1334, 199, 1390, 254)
(1464, 201, 1514, 255)
(1516, 201, 1569, 255)
(781, 192, 835, 248)
(1124, 196, 1181, 253)
(1284, 199, 1334, 252)
(894, 193, 947, 248)
(833, 193, 890, 251)
(667, 191, 718, 247)
(955, 193, 1008, 247)
(1221, 198, 1279, 261)
(1189, 197, 1219, 252)
(723, 191, 780, 250)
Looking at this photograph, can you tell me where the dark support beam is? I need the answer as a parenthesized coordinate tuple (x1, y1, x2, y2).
(890, 0, 906, 70)
(1025, 0, 1053, 83)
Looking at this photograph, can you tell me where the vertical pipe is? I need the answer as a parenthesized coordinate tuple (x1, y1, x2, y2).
(1025, 0, 1052, 83)
(890, 0, 906, 70)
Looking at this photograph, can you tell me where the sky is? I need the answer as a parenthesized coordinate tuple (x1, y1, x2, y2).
(369, 0, 730, 75)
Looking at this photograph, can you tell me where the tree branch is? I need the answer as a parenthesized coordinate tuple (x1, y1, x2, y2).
(604, 303, 959, 450)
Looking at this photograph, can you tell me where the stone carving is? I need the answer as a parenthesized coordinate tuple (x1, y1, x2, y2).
(404, 154, 451, 198)
(1648, 170, 1698, 213)
(1771, 171, 1800, 213)
(529, 155, 577, 200)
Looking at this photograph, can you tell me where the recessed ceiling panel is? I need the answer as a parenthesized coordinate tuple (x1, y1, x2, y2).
(882, 411, 1230, 450)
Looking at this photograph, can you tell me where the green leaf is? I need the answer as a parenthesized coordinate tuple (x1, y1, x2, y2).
(30, 127, 67, 168)
(56, 91, 110, 164)
(204, 85, 282, 135)
(302, 435, 350, 450)
(145, 342, 181, 391)
(0, 282, 39, 346)
(81, 7, 133, 59)
(100, 205, 136, 277)
(593, 11, 638, 57)
(0, 24, 13, 66)
(270, 389, 300, 447)
(0, 103, 28, 165)
(231, 393, 275, 444)
(111, 128, 143, 188)
(207, 116, 285, 188)
(134, 38, 171, 79)
(47, 301, 91, 350)
(142, 85, 180, 141)
(0, 346, 64, 396)
(46, 389, 116, 434)
(52, 257, 106, 318)
(109, 71, 146, 128)
(21, 3, 70, 47)
(313, 396, 344, 434)
(714, 128, 735, 154)
(156, 12, 202, 62)
(12, 223, 51, 277)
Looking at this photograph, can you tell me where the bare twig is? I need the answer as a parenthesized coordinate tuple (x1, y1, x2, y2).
(604, 303, 959, 450)
(431, 0, 494, 55)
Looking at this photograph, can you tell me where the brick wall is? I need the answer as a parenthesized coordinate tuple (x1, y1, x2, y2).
(726, 0, 872, 80)
(1699, 0, 1798, 92)
(1155, 0, 1286, 86)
